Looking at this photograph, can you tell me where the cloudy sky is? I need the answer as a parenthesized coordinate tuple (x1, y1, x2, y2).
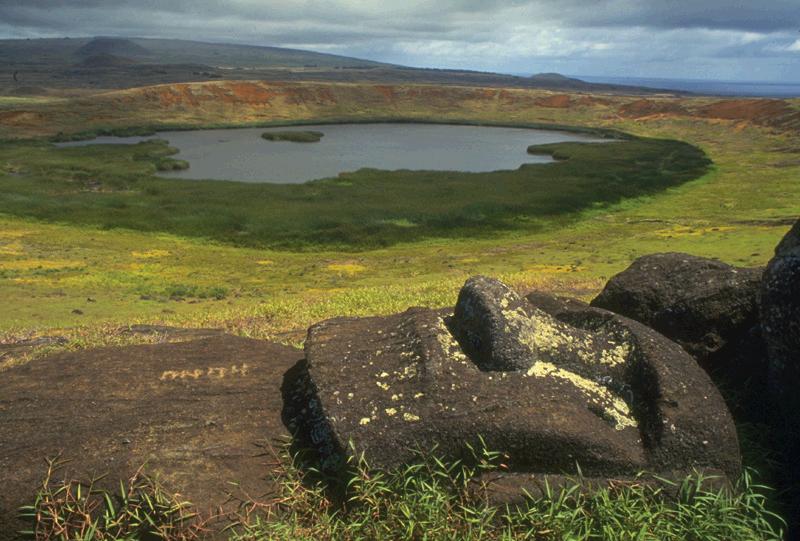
(1, 0, 799, 82)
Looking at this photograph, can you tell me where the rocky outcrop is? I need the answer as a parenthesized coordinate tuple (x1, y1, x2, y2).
(591, 253, 765, 379)
(0, 335, 302, 541)
(761, 220, 800, 403)
(761, 220, 800, 537)
(286, 276, 741, 496)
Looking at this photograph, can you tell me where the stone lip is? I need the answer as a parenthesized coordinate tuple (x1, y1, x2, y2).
(288, 276, 741, 494)
(0, 335, 302, 541)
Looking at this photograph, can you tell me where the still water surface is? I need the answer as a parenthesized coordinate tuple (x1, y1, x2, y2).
(60, 123, 607, 183)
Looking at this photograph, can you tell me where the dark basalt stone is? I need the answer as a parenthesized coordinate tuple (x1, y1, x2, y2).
(761, 219, 800, 536)
(762, 220, 800, 403)
(286, 276, 741, 498)
(590, 253, 766, 380)
(0, 335, 302, 541)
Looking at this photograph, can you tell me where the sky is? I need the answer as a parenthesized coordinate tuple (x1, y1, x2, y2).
(1, 0, 799, 82)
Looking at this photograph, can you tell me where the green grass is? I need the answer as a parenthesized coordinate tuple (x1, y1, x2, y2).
(262, 130, 324, 143)
(0, 132, 709, 251)
(19, 457, 204, 540)
(20, 445, 784, 540)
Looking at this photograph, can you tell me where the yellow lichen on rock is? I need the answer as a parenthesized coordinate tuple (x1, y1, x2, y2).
(526, 361, 637, 431)
(503, 304, 630, 368)
(434, 317, 468, 362)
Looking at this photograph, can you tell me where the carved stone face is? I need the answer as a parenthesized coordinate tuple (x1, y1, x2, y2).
(286, 276, 741, 491)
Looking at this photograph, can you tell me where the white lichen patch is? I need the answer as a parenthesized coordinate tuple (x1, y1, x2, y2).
(376, 381, 390, 391)
(526, 361, 637, 431)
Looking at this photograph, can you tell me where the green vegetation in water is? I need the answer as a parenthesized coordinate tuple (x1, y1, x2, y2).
(50, 125, 159, 142)
(20, 446, 784, 540)
(0, 133, 710, 251)
(155, 157, 189, 171)
(261, 130, 324, 143)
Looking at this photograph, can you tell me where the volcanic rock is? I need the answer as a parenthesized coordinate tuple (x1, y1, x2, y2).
(0, 335, 302, 541)
(591, 253, 765, 378)
(761, 219, 800, 536)
(761, 220, 800, 401)
(286, 276, 741, 496)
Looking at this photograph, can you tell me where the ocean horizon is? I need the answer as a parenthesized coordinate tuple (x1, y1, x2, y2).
(573, 75, 800, 98)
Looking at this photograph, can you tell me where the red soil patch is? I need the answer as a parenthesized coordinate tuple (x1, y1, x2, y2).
(534, 94, 572, 108)
(694, 99, 800, 132)
(575, 96, 613, 107)
(0, 110, 47, 126)
(226, 82, 277, 104)
(374, 85, 396, 101)
(618, 99, 687, 118)
(696, 99, 791, 121)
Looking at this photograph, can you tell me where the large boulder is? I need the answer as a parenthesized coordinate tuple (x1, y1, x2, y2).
(590, 253, 765, 379)
(286, 276, 741, 496)
(0, 335, 302, 541)
(761, 219, 800, 537)
(761, 220, 800, 404)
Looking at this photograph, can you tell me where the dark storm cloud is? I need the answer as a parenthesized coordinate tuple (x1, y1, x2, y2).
(0, 1, 798, 80)
(2, 0, 798, 34)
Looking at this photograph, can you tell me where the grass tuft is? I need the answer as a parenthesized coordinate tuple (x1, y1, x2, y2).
(18, 456, 207, 540)
(225, 443, 784, 541)
(20, 443, 785, 540)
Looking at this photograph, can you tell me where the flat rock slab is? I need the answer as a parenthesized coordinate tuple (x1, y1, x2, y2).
(0, 335, 302, 540)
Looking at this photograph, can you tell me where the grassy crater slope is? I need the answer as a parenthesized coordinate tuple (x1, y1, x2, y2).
(0, 81, 797, 348)
(0, 134, 709, 250)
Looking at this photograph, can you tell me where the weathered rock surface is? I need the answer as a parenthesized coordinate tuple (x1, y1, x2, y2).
(761, 219, 800, 537)
(286, 276, 741, 494)
(590, 253, 765, 377)
(761, 220, 800, 403)
(0, 335, 302, 541)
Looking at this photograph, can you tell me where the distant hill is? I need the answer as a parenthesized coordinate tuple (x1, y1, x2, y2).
(75, 37, 152, 59)
(529, 73, 576, 83)
(76, 54, 140, 68)
(528, 72, 676, 94)
(0, 36, 389, 69)
(0, 37, 682, 96)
